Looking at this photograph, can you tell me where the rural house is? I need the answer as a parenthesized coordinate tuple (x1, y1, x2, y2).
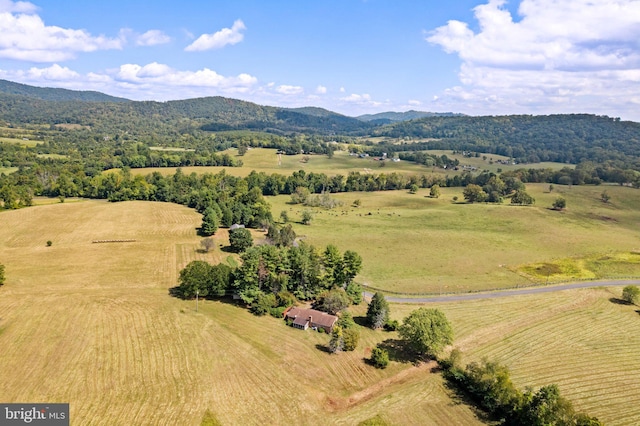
(283, 307, 338, 333)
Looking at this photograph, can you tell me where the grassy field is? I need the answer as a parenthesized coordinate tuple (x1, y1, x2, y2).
(390, 286, 640, 425)
(265, 183, 640, 294)
(0, 201, 484, 425)
(123, 147, 570, 179)
(0, 136, 40, 147)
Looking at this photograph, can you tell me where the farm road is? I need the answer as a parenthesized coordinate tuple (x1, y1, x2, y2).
(364, 279, 640, 303)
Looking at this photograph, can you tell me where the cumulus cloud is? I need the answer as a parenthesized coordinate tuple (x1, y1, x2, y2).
(340, 93, 381, 106)
(426, 0, 640, 118)
(136, 30, 171, 46)
(185, 19, 246, 52)
(0, 1, 124, 62)
(315, 85, 327, 94)
(0, 62, 258, 100)
(275, 85, 304, 95)
(114, 62, 257, 91)
(0, 0, 37, 13)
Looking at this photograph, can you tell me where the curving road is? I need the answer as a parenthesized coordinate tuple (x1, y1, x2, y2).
(363, 279, 640, 303)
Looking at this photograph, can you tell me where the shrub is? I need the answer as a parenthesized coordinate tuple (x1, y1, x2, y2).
(370, 347, 389, 369)
(46, 240, 52, 247)
(622, 285, 640, 305)
(383, 319, 399, 331)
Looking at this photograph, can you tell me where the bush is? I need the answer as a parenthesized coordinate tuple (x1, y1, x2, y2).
(370, 347, 389, 369)
(342, 328, 360, 351)
(46, 240, 52, 247)
(383, 319, 399, 331)
(622, 285, 640, 305)
(251, 293, 276, 316)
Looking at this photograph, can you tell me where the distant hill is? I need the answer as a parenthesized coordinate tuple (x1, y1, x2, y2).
(0, 79, 130, 103)
(357, 110, 464, 124)
(0, 80, 373, 135)
(372, 114, 640, 166)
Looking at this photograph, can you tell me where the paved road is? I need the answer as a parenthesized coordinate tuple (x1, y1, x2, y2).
(363, 279, 640, 303)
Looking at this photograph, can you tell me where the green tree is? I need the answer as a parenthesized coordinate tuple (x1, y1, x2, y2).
(200, 207, 219, 236)
(301, 210, 313, 225)
(342, 250, 362, 285)
(429, 184, 441, 198)
(209, 263, 232, 297)
(229, 228, 253, 253)
(511, 189, 535, 205)
(323, 244, 344, 287)
(178, 260, 213, 299)
(622, 285, 640, 305)
(343, 328, 360, 351)
(409, 184, 418, 194)
(0, 264, 5, 286)
(463, 184, 487, 203)
(345, 282, 363, 305)
(366, 292, 390, 329)
(398, 308, 453, 358)
(516, 384, 575, 426)
(337, 310, 361, 350)
(318, 287, 351, 315)
(251, 292, 276, 316)
(601, 190, 610, 203)
(552, 197, 566, 210)
(329, 325, 345, 353)
(370, 346, 389, 369)
(279, 210, 289, 223)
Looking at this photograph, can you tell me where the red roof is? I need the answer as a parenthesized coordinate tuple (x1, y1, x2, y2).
(285, 307, 338, 329)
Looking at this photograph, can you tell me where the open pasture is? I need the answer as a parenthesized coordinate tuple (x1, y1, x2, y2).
(126, 148, 435, 178)
(0, 200, 483, 425)
(390, 286, 640, 425)
(0, 136, 40, 147)
(268, 183, 640, 294)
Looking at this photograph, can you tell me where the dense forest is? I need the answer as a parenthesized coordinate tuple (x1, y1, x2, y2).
(372, 114, 640, 169)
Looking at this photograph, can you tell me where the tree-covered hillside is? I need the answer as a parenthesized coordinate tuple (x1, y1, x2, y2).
(0, 83, 373, 136)
(0, 79, 130, 103)
(374, 114, 640, 168)
(357, 110, 463, 123)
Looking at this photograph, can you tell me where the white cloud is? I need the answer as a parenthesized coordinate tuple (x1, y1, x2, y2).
(315, 85, 327, 94)
(340, 93, 382, 107)
(185, 19, 246, 52)
(0, 62, 258, 100)
(0, 3, 124, 62)
(426, 0, 640, 119)
(0, 0, 37, 13)
(136, 30, 171, 46)
(276, 85, 303, 95)
(114, 62, 258, 91)
(408, 99, 421, 106)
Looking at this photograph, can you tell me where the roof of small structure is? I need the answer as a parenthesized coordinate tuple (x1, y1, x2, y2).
(285, 307, 338, 329)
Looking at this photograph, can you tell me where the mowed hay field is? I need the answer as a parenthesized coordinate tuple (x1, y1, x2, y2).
(391, 286, 640, 425)
(267, 183, 640, 294)
(0, 200, 483, 425)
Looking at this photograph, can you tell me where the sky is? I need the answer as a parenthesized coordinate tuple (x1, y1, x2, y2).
(1, 0, 640, 120)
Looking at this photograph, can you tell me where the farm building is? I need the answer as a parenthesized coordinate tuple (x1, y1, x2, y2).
(284, 307, 338, 333)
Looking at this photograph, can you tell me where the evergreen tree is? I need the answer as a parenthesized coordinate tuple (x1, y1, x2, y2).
(366, 292, 390, 329)
(200, 207, 219, 236)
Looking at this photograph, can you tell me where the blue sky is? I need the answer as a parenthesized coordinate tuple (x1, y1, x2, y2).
(1, 0, 640, 120)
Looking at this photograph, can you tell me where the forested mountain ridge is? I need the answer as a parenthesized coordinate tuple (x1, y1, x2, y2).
(0, 79, 130, 103)
(0, 81, 373, 135)
(357, 110, 464, 123)
(373, 114, 640, 167)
